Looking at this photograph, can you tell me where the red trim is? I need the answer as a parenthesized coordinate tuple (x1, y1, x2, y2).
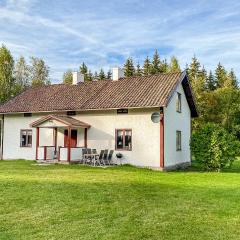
(36, 127, 39, 160)
(53, 128, 57, 153)
(67, 127, 71, 162)
(160, 113, 164, 168)
(115, 129, 132, 151)
(84, 128, 87, 148)
(30, 115, 90, 128)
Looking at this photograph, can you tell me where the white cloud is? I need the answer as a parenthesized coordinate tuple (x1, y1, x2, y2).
(0, 0, 240, 82)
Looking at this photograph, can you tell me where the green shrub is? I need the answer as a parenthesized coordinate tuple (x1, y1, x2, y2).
(190, 123, 240, 171)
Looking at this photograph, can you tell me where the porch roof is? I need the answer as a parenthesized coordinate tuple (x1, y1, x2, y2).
(30, 115, 91, 128)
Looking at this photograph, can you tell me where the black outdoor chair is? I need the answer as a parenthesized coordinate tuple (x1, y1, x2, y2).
(107, 150, 114, 165)
(82, 148, 87, 164)
(87, 148, 91, 154)
(85, 148, 92, 164)
(95, 150, 104, 165)
(103, 149, 110, 165)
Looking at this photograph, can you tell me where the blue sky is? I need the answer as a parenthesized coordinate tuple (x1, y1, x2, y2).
(0, 0, 240, 83)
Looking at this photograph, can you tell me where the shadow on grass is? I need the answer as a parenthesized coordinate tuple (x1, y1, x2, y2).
(181, 159, 240, 173)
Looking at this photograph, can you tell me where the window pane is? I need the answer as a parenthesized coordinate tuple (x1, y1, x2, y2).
(116, 130, 124, 149)
(176, 131, 181, 151)
(125, 130, 132, 150)
(21, 134, 27, 147)
(21, 130, 32, 147)
(176, 93, 181, 112)
(27, 133, 32, 147)
(22, 130, 27, 135)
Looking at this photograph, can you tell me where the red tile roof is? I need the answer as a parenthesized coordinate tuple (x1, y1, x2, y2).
(0, 71, 198, 117)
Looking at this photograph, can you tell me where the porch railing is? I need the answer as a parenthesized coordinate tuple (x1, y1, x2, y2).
(38, 146, 55, 160)
(58, 147, 84, 162)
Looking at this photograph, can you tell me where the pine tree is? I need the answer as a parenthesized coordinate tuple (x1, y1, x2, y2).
(226, 69, 238, 89)
(205, 70, 216, 91)
(151, 50, 161, 74)
(124, 57, 135, 77)
(98, 68, 106, 80)
(169, 56, 181, 72)
(79, 62, 88, 81)
(160, 58, 169, 73)
(215, 63, 227, 88)
(187, 56, 205, 104)
(135, 62, 142, 76)
(94, 71, 99, 80)
(198, 66, 207, 90)
(87, 70, 93, 81)
(63, 70, 73, 84)
(0, 44, 14, 103)
(29, 57, 50, 87)
(106, 70, 112, 79)
(188, 55, 201, 83)
(143, 56, 151, 76)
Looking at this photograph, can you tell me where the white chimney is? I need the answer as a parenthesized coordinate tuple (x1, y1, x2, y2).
(112, 67, 124, 81)
(72, 71, 84, 84)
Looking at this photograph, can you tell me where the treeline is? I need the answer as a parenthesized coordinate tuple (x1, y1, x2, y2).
(186, 56, 240, 135)
(0, 45, 50, 103)
(62, 50, 181, 83)
(1, 44, 240, 137)
(63, 63, 112, 84)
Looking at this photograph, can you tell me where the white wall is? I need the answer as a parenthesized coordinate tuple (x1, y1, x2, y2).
(2, 108, 161, 168)
(164, 83, 191, 167)
(72, 108, 160, 167)
(2, 113, 64, 160)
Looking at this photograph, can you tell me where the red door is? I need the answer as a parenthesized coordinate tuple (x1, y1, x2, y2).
(64, 129, 77, 147)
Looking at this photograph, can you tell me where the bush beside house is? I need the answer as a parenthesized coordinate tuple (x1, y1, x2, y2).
(191, 123, 240, 171)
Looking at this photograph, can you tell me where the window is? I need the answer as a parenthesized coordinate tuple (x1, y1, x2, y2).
(24, 113, 32, 117)
(67, 111, 76, 116)
(176, 92, 181, 113)
(20, 130, 32, 147)
(115, 129, 132, 151)
(176, 131, 181, 151)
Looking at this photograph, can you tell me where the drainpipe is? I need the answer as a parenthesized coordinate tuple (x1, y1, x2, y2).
(0, 115, 4, 160)
(160, 107, 164, 169)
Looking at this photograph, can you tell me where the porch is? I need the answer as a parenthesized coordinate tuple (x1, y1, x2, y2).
(30, 115, 90, 163)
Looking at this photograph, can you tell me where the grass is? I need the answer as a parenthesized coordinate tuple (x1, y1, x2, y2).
(1, 161, 240, 240)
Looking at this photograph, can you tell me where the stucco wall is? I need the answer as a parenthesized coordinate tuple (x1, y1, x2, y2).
(164, 83, 191, 167)
(2, 113, 59, 160)
(2, 108, 161, 168)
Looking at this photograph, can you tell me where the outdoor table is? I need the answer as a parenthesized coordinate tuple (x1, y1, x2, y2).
(83, 153, 99, 166)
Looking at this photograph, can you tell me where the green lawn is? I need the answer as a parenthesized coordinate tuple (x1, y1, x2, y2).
(1, 161, 240, 240)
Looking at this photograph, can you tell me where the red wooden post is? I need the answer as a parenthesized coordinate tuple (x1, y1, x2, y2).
(160, 113, 164, 169)
(36, 127, 40, 160)
(84, 128, 87, 148)
(53, 128, 57, 153)
(67, 127, 71, 163)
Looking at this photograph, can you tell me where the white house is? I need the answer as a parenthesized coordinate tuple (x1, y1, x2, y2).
(0, 69, 197, 170)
